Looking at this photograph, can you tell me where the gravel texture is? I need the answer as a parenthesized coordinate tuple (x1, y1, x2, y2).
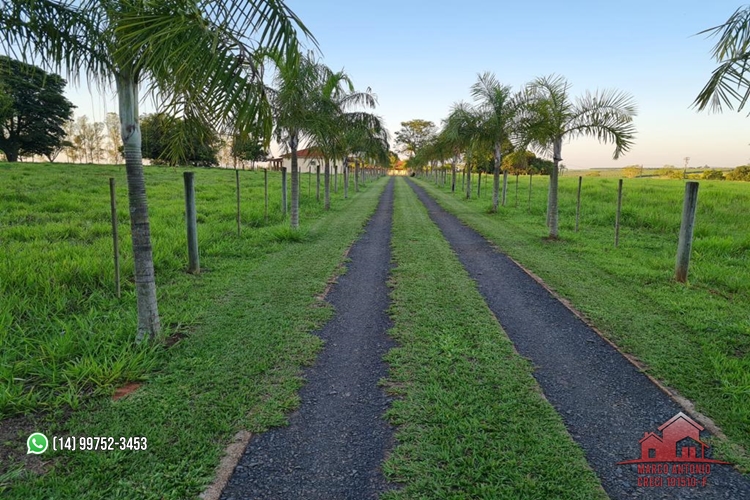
(408, 180, 750, 500)
(220, 179, 396, 500)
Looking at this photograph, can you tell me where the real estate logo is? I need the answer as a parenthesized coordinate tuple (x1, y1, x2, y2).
(618, 412, 730, 488)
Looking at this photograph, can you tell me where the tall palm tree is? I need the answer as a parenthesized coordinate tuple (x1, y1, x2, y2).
(524, 74, 637, 239)
(694, 6, 750, 113)
(344, 114, 389, 173)
(308, 79, 381, 210)
(441, 102, 477, 193)
(269, 55, 378, 227)
(1, 0, 311, 342)
(470, 72, 523, 212)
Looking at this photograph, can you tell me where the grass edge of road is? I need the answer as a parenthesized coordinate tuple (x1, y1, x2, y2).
(413, 177, 750, 473)
(1, 178, 389, 499)
(381, 178, 607, 499)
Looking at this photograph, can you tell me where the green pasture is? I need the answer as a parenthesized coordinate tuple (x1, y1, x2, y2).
(0, 161, 344, 417)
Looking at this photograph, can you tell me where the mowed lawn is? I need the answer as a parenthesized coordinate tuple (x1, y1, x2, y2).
(417, 173, 750, 471)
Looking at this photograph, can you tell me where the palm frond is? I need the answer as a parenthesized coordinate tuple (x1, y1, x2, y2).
(568, 89, 637, 159)
(0, 0, 111, 84)
(694, 6, 750, 113)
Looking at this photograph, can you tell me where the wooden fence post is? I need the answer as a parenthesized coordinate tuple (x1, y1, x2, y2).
(615, 178, 623, 247)
(675, 181, 700, 283)
(281, 167, 287, 216)
(575, 176, 582, 232)
(501, 170, 508, 206)
(235, 169, 241, 236)
(264, 168, 269, 222)
(528, 173, 533, 211)
(184, 172, 200, 274)
(109, 178, 120, 298)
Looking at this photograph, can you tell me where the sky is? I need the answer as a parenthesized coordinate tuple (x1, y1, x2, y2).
(65, 0, 750, 169)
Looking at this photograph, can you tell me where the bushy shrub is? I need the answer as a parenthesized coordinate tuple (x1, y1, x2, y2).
(726, 165, 750, 181)
(701, 169, 725, 180)
(622, 165, 643, 178)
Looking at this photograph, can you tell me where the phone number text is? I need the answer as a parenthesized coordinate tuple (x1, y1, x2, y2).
(52, 436, 148, 452)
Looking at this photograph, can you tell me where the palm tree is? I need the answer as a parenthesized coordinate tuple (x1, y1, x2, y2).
(524, 74, 636, 239)
(470, 72, 524, 212)
(269, 55, 378, 228)
(308, 78, 381, 210)
(441, 102, 477, 193)
(342, 115, 389, 178)
(694, 6, 750, 113)
(1, 1, 310, 342)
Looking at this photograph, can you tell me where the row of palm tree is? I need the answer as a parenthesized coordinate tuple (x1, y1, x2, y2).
(1, 1, 388, 342)
(412, 72, 638, 241)
(269, 52, 389, 228)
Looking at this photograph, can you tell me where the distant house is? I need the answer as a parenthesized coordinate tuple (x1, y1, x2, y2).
(267, 148, 368, 173)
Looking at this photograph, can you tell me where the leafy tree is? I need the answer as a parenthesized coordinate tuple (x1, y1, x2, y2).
(104, 112, 122, 164)
(726, 165, 750, 181)
(528, 155, 554, 175)
(395, 119, 436, 158)
(622, 164, 644, 178)
(62, 119, 81, 163)
(72, 115, 105, 163)
(694, 7, 750, 113)
(1, 0, 311, 341)
(524, 74, 636, 238)
(0, 55, 74, 162)
(140, 113, 220, 167)
(231, 136, 267, 169)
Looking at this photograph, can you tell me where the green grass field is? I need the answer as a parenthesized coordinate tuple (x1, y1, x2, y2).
(417, 172, 750, 471)
(0, 161, 349, 417)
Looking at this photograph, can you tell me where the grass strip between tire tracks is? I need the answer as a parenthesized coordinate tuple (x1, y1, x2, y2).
(1, 177, 389, 499)
(382, 178, 606, 499)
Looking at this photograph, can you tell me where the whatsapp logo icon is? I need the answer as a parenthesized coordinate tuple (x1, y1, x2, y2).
(27, 432, 48, 454)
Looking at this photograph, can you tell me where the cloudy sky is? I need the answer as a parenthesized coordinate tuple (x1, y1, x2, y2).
(66, 0, 750, 169)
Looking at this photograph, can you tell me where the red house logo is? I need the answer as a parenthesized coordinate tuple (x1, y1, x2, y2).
(618, 412, 729, 465)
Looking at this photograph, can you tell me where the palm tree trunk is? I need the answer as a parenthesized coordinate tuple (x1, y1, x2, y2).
(289, 133, 300, 229)
(549, 138, 562, 238)
(355, 161, 360, 192)
(324, 158, 331, 210)
(117, 73, 160, 343)
(492, 143, 501, 212)
(465, 167, 471, 199)
(334, 163, 338, 193)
